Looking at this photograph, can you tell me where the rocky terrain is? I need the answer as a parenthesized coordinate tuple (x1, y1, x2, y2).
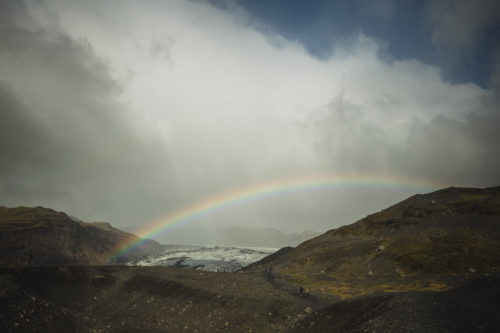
(0, 265, 329, 332)
(250, 186, 500, 299)
(0, 206, 163, 267)
(1, 265, 498, 332)
(1, 186, 499, 332)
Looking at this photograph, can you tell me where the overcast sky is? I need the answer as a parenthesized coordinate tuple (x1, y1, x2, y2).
(1, 0, 499, 242)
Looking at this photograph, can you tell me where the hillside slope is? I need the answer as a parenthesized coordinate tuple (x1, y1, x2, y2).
(0, 206, 162, 267)
(251, 186, 500, 298)
(1, 187, 500, 332)
(289, 273, 500, 332)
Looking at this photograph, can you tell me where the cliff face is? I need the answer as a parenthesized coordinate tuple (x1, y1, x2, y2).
(0, 206, 162, 267)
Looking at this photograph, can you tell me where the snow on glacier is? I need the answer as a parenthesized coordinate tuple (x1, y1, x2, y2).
(127, 245, 278, 272)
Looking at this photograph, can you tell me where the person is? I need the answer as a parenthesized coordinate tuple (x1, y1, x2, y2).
(263, 266, 273, 279)
(305, 287, 310, 296)
(267, 266, 273, 279)
(299, 286, 304, 296)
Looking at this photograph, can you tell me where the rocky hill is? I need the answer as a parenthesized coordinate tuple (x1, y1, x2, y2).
(0, 206, 163, 267)
(1, 187, 499, 332)
(251, 186, 500, 298)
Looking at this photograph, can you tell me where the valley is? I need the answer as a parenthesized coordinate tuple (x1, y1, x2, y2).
(1, 186, 500, 332)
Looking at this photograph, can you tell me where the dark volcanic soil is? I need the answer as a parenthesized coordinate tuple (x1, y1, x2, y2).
(1, 265, 499, 332)
(0, 265, 327, 332)
(2, 186, 499, 332)
(290, 274, 500, 332)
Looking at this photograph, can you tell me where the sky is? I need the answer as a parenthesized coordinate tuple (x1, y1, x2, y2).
(1, 0, 499, 244)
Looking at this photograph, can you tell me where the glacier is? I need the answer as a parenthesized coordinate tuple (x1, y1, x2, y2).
(126, 245, 278, 272)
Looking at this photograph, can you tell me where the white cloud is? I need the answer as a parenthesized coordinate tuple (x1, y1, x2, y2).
(1, 0, 498, 237)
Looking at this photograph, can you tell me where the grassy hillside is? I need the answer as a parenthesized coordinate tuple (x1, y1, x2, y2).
(251, 186, 500, 299)
(0, 206, 162, 267)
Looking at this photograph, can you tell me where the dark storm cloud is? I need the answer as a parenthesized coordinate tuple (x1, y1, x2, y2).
(0, 82, 66, 199)
(425, 0, 500, 87)
(0, 83, 58, 168)
(0, 1, 177, 223)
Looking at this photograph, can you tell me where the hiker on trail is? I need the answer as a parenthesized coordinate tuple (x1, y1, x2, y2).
(264, 266, 273, 279)
(267, 266, 273, 278)
(299, 286, 304, 296)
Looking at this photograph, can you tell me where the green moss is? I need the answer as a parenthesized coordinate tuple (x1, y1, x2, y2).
(387, 232, 500, 274)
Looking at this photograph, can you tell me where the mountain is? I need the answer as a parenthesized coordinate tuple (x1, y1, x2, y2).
(1, 187, 499, 332)
(155, 225, 320, 247)
(251, 186, 500, 298)
(206, 226, 319, 247)
(0, 206, 163, 267)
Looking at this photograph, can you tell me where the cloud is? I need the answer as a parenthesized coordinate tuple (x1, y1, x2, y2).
(425, 0, 500, 86)
(0, 1, 176, 223)
(0, 82, 64, 199)
(426, 0, 500, 52)
(310, 47, 500, 186)
(1, 0, 498, 238)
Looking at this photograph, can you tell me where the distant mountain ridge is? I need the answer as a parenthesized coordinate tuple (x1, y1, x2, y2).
(152, 225, 320, 247)
(0, 206, 163, 267)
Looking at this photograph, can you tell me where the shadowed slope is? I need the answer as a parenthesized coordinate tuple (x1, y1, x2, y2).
(289, 274, 500, 332)
(0, 206, 163, 267)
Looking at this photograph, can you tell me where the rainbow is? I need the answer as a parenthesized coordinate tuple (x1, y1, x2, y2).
(109, 174, 443, 262)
